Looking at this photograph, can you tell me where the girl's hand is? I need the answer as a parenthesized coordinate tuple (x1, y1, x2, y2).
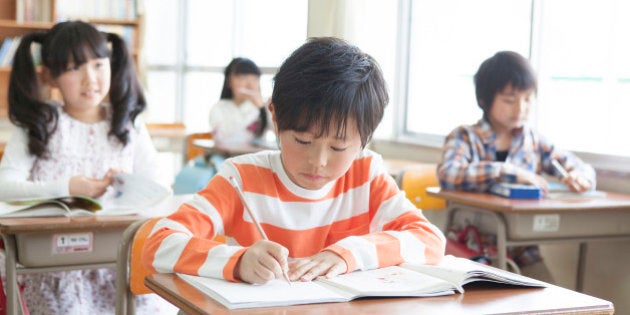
(288, 251, 347, 282)
(515, 169, 549, 194)
(69, 175, 112, 198)
(103, 168, 123, 180)
(236, 88, 265, 108)
(235, 240, 290, 284)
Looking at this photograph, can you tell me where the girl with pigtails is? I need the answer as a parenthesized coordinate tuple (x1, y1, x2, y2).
(0, 21, 170, 314)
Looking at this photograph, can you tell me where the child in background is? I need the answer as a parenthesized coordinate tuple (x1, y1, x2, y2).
(143, 37, 445, 284)
(0, 21, 169, 314)
(173, 57, 272, 194)
(437, 51, 595, 279)
(210, 57, 272, 145)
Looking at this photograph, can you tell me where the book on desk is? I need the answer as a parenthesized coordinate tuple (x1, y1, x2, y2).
(177, 255, 546, 310)
(0, 173, 171, 217)
(490, 182, 607, 200)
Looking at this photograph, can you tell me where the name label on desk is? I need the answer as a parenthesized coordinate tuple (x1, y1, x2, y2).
(52, 232, 94, 254)
(533, 214, 560, 232)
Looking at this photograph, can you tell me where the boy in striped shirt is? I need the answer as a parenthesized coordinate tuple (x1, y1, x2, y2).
(143, 37, 446, 284)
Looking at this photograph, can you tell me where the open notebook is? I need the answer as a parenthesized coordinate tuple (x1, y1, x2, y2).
(0, 173, 171, 217)
(177, 255, 546, 310)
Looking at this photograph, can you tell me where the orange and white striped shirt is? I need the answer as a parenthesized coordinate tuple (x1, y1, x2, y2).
(143, 149, 445, 281)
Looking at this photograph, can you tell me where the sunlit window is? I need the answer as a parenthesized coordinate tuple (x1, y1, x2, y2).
(405, 0, 532, 143)
(404, 0, 630, 161)
(143, 0, 307, 132)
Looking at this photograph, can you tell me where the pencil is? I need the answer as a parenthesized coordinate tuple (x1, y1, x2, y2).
(228, 176, 292, 285)
(551, 159, 569, 179)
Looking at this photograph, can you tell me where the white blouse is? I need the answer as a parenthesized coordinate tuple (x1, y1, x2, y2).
(209, 99, 270, 145)
(0, 105, 161, 200)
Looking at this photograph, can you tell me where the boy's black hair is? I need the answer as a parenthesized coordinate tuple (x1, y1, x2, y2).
(8, 21, 146, 158)
(219, 57, 267, 137)
(272, 37, 388, 148)
(474, 51, 537, 117)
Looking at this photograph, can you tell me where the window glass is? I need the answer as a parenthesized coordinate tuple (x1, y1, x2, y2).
(186, 1, 234, 66)
(144, 71, 178, 122)
(406, 0, 532, 137)
(183, 72, 224, 133)
(535, 0, 630, 156)
(143, 0, 307, 128)
(144, 0, 178, 65)
(238, 0, 308, 67)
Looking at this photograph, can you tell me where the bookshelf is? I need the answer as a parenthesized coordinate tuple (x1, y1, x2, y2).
(0, 0, 143, 119)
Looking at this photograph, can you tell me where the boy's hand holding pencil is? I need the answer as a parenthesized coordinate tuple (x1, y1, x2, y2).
(229, 176, 291, 285)
(551, 159, 592, 193)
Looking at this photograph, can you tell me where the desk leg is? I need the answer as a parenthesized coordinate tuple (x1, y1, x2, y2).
(444, 204, 509, 270)
(576, 242, 587, 292)
(2, 234, 19, 315)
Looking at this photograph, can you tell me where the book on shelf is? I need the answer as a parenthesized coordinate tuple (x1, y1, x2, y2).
(0, 173, 171, 217)
(0, 37, 22, 67)
(177, 255, 546, 310)
(55, 0, 139, 21)
(0, 38, 13, 66)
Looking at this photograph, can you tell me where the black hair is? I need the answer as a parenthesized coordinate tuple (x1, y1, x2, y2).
(272, 37, 388, 148)
(219, 57, 266, 137)
(474, 51, 537, 117)
(8, 20, 146, 158)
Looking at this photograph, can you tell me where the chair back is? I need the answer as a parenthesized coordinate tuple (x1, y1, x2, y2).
(115, 216, 227, 314)
(115, 217, 162, 315)
(398, 164, 446, 210)
(185, 132, 213, 162)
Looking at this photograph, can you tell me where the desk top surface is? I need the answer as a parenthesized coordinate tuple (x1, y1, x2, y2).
(427, 187, 630, 213)
(192, 139, 275, 156)
(0, 215, 141, 234)
(0, 194, 193, 234)
(145, 273, 613, 315)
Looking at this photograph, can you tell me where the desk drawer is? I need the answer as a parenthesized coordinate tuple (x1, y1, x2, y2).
(504, 210, 630, 239)
(16, 228, 125, 267)
(451, 207, 630, 240)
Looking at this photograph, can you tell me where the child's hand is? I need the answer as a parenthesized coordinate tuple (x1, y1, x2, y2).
(288, 251, 347, 282)
(69, 175, 113, 198)
(562, 171, 592, 193)
(103, 168, 123, 180)
(235, 240, 290, 284)
(236, 88, 264, 108)
(516, 169, 549, 194)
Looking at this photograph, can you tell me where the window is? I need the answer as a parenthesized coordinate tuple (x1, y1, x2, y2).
(401, 0, 630, 166)
(143, 0, 308, 132)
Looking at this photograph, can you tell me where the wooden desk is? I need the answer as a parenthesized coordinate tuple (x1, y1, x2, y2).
(146, 123, 187, 153)
(0, 194, 190, 315)
(192, 139, 276, 157)
(426, 187, 630, 291)
(145, 273, 614, 315)
(0, 215, 140, 314)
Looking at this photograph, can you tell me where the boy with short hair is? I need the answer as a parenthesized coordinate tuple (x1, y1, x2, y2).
(437, 51, 595, 194)
(143, 37, 446, 284)
(437, 51, 596, 279)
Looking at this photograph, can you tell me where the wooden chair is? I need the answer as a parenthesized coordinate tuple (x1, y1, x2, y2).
(184, 132, 213, 162)
(115, 217, 161, 315)
(397, 164, 446, 210)
(115, 216, 226, 314)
